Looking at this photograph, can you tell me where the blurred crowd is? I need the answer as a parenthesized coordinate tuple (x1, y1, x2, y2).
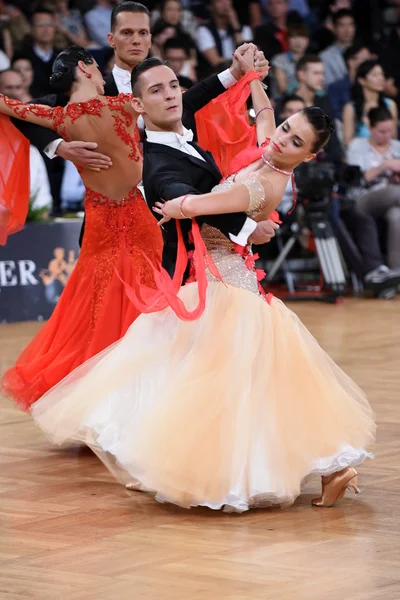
(1, 0, 400, 293)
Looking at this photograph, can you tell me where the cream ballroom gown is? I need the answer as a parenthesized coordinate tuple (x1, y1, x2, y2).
(31, 176, 375, 512)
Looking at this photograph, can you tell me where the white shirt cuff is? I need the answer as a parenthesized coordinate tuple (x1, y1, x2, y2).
(229, 217, 257, 246)
(218, 68, 238, 90)
(44, 138, 63, 159)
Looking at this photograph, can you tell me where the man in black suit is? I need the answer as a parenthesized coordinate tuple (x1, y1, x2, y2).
(132, 57, 278, 279)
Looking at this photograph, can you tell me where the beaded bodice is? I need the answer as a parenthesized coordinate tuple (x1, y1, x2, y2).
(201, 176, 266, 294)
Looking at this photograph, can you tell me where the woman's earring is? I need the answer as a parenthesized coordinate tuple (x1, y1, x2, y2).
(86, 73, 92, 79)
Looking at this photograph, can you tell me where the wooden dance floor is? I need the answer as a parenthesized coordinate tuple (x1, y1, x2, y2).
(0, 299, 399, 600)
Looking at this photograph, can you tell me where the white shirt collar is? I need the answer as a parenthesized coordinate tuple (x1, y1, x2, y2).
(33, 44, 53, 63)
(112, 64, 132, 93)
(145, 126, 193, 146)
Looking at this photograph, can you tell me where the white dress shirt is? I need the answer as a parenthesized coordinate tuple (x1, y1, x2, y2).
(44, 66, 239, 158)
(145, 127, 257, 247)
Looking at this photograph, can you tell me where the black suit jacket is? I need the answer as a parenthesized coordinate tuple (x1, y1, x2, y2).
(143, 139, 248, 279)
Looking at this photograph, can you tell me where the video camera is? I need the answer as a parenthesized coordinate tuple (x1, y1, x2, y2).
(294, 162, 362, 210)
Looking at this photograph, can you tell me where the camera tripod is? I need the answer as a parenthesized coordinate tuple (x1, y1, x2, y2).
(266, 206, 348, 302)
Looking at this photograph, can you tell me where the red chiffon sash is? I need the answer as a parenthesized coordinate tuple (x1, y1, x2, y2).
(195, 70, 260, 178)
(0, 115, 30, 245)
(117, 220, 224, 321)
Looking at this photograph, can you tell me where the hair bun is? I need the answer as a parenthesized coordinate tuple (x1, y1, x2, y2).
(323, 113, 335, 134)
(49, 66, 75, 94)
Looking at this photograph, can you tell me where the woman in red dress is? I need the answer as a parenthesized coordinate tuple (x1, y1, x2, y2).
(0, 46, 163, 410)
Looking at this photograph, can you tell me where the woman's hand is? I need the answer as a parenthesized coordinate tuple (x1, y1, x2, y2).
(153, 196, 193, 226)
(233, 45, 256, 74)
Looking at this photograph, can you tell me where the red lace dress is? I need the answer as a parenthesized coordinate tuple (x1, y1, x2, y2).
(0, 94, 163, 410)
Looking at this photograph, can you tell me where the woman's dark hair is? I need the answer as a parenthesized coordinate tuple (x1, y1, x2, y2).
(131, 56, 166, 96)
(300, 106, 335, 152)
(368, 106, 393, 128)
(351, 59, 386, 122)
(50, 46, 94, 94)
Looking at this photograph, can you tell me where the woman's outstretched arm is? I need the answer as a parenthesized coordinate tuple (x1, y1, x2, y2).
(0, 94, 59, 130)
(234, 47, 275, 145)
(154, 175, 277, 223)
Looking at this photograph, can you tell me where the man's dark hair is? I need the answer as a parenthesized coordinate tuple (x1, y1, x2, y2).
(163, 36, 190, 58)
(281, 93, 306, 109)
(332, 8, 354, 26)
(296, 54, 322, 73)
(111, 1, 150, 31)
(368, 106, 393, 128)
(343, 42, 368, 67)
(131, 56, 168, 96)
(31, 8, 55, 23)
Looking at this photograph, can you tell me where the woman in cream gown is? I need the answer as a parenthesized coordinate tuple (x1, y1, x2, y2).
(31, 51, 375, 512)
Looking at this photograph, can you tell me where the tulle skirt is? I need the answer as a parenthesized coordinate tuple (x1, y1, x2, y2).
(31, 283, 375, 511)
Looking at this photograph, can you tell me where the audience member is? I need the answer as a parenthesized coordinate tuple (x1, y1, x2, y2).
(328, 42, 373, 120)
(151, 0, 197, 39)
(347, 106, 400, 269)
(84, 0, 115, 47)
(53, 0, 92, 49)
(16, 8, 60, 97)
(271, 23, 310, 97)
(12, 56, 33, 101)
(342, 59, 398, 147)
(163, 36, 195, 87)
(292, 55, 344, 162)
(254, 0, 302, 61)
(320, 9, 356, 87)
(196, 0, 252, 70)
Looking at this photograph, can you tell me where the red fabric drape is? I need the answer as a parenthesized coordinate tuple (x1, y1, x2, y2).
(195, 70, 260, 177)
(0, 114, 30, 245)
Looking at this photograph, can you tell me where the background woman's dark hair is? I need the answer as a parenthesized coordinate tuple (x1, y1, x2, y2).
(50, 46, 94, 94)
(351, 59, 386, 122)
(301, 106, 335, 152)
(368, 106, 393, 128)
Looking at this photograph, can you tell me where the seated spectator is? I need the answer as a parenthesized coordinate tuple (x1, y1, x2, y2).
(30, 145, 53, 216)
(275, 94, 400, 294)
(312, 0, 351, 52)
(260, 0, 311, 22)
(347, 106, 400, 269)
(379, 17, 400, 108)
(0, 10, 12, 59)
(328, 42, 373, 120)
(60, 160, 85, 213)
(232, 0, 263, 29)
(254, 0, 303, 62)
(16, 8, 60, 97)
(0, 2, 30, 54)
(196, 0, 252, 71)
(0, 67, 23, 98)
(342, 59, 398, 147)
(270, 23, 310, 97)
(163, 36, 196, 88)
(151, 0, 197, 40)
(53, 0, 92, 49)
(150, 19, 179, 58)
(291, 55, 344, 162)
(12, 56, 33, 101)
(320, 9, 356, 87)
(84, 0, 114, 48)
